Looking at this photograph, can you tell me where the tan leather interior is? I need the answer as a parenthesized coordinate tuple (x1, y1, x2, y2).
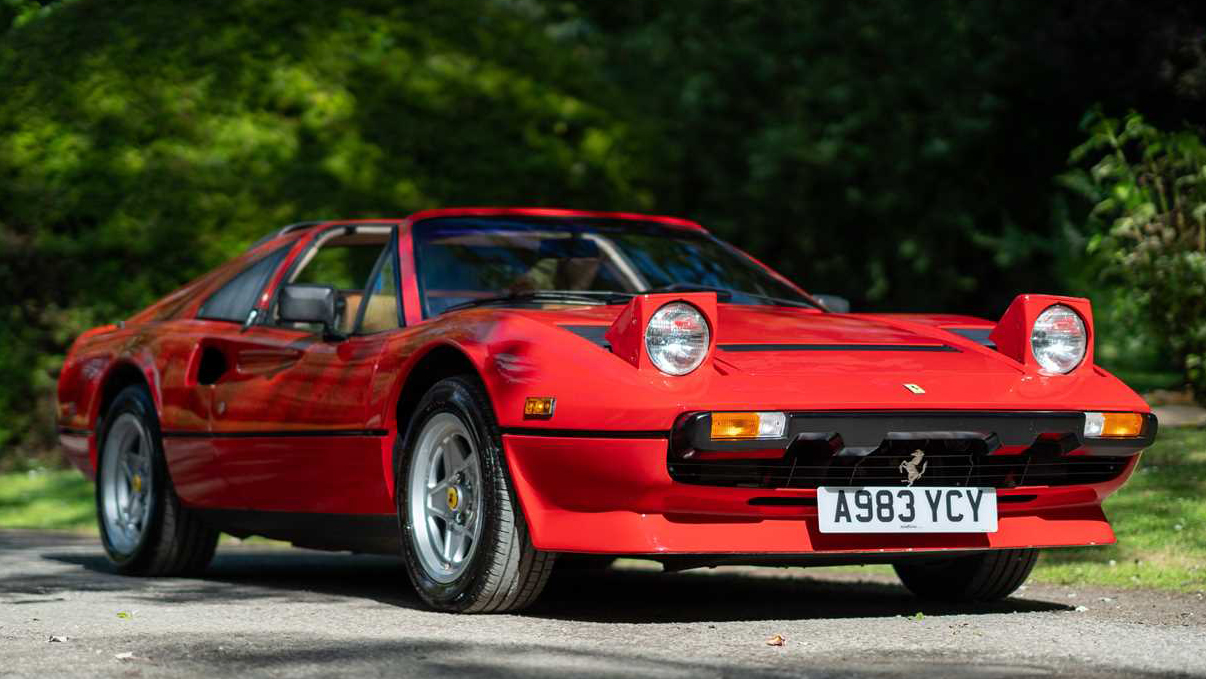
(338, 292, 397, 333)
(359, 294, 398, 333)
(340, 293, 363, 333)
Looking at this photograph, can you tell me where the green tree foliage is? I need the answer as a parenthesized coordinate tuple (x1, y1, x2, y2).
(1, 0, 1205, 456)
(0, 0, 643, 453)
(1063, 111, 1206, 401)
(561, 1, 1075, 309)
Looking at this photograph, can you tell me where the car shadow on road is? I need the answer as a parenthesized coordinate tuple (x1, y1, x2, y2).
(531, 566, 1071, 623)
(37, 545, 1072, 622)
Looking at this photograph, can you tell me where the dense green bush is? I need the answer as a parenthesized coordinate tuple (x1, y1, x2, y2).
(1063, 111, 1206, 401)
(0, 0, 641, 456)
(1, 1, 1205, 459)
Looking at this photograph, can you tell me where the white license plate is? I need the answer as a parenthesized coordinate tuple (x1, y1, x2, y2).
(817, 486, 997, 533)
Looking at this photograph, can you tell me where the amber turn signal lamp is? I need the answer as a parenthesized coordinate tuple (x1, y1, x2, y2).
(1084, 412, 1144, 438)
(523, 397, 556, 418)
(710, 411, 787, 440)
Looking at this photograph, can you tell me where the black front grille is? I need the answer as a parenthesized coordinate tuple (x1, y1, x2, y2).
(668, 438, 1130, 490)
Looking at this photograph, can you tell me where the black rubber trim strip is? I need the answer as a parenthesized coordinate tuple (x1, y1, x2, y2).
(559, 324, 611, 349)
(946, 327, 996, 348)
(718, 343, 958, 352)
(161, 428, 389, 439)
(748, 497, 817, 507)
(502, 427, 669, 439)
(56, 426, 92, 436)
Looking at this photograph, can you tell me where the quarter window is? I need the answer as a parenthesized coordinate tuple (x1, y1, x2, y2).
(197, 246, 290, 323)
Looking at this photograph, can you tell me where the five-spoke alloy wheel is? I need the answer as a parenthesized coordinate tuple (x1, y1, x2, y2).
(397, 376, 555, 612)
(408, 412, 485, 583)
(99, 412, 156, 557)
(96, 385, 218, 575)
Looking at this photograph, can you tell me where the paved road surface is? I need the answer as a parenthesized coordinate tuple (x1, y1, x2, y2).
(0, 530, 1202, 678)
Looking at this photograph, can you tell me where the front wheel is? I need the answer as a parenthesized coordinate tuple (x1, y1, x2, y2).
(893, 548, 1038, 602)
(396, 376, 555, 612)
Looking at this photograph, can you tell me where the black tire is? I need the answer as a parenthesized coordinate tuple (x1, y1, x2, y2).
(893, 548, 1038, 602)
(96, 385, 219, 575)
(396, 375, 555, 613)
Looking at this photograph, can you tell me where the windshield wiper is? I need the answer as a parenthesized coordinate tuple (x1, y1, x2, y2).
(441, 290, 630, 314)
(634, 283, 820, 310)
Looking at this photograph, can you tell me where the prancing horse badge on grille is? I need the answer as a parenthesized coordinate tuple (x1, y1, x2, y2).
(899, 450, 927, 486)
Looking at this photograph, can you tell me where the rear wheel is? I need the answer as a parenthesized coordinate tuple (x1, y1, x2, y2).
(97, 385, 219, 575)
(893, 548, 1038, 602)
(396, 375, 555, 612)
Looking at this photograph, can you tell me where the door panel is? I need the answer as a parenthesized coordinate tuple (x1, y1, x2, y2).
(210, 434, 394, 514)
(210, 331, 376, 432)
(187, 223, 401, 515)
(206, 328, 393, 513)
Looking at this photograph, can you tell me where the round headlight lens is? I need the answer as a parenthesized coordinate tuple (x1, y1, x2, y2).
(645, 302, 710, 375)
(1031, 304, 1087, 374)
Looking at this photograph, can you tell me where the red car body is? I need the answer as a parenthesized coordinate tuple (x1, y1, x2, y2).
(57, 208, 1156, 562)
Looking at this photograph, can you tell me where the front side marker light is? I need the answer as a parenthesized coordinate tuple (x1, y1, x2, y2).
(523, 397, 556, 418)
(711, 411, 787, 440)
(1084, 411, 1143, 438)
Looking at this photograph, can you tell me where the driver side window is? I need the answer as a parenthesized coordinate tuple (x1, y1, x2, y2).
(273, 227, 398, 334)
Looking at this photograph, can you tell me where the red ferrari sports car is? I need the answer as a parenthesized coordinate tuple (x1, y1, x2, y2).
(57, 208, 1156, 612)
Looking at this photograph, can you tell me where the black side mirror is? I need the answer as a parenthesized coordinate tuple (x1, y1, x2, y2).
(279, 284, 345, 338)
(813, 293, 851, 313)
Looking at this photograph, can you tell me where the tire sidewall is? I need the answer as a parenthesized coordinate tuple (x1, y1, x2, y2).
(395, 377, 507, 610)
(96, 386, 166, 571)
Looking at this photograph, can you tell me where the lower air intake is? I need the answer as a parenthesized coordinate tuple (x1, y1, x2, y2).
(668, 438, 1129, 490)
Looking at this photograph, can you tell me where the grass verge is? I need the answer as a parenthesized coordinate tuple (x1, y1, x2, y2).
(0, 469, 279, 546)
(0, 467, 95, 531)
(1, 428, 1203, 591)
(1033, 425, 1206, 591)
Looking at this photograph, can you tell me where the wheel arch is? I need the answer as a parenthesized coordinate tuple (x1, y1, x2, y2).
(391, 343, 486, 481)
(94, 360, 158, 432)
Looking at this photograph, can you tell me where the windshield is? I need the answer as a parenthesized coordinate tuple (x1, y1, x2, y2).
(413, 217, 814, 316)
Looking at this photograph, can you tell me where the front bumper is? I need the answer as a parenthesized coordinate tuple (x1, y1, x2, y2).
(674, 410, 1158, 457)
(502, 410, 1153, 556)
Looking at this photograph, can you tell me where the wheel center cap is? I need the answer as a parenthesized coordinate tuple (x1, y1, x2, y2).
(132, 474, 142, 493)
(446, 487, 459, 511)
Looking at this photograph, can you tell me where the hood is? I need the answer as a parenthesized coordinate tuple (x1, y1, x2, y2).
(512, 303, 1017, 377)
(494, 299, 1147, 413)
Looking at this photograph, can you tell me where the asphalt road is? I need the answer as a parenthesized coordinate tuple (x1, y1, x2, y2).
(1, 530, 1203, 678)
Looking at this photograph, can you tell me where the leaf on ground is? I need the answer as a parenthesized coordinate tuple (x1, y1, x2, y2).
(116, 611, 132, 620)
(48, 635, 69, 643)
(766, 634, 785, 646)
(911, 611, 925, 621)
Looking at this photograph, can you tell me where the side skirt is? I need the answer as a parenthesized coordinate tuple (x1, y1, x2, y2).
(195, 509, 400, 555)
